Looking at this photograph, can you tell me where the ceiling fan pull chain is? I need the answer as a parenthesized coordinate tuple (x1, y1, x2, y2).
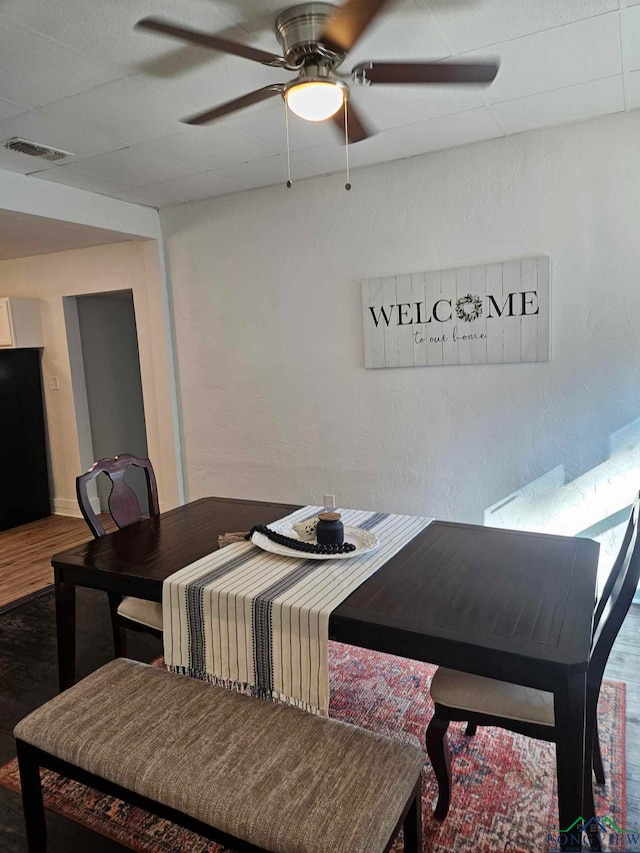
(284, 99, 293, 189)
(344, 100, 351, 191)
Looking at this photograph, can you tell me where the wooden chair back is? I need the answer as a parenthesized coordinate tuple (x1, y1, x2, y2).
(589, 492, 640, 690)
(76, 454, 159, 539)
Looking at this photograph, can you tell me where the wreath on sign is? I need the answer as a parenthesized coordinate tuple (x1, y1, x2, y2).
(455, 293, 483, 323)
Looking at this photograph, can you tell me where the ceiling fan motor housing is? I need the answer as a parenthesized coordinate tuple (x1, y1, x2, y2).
(275, 2, 344, 67)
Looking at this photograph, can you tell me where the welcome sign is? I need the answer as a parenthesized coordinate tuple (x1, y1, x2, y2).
(362, 256, 550, 369)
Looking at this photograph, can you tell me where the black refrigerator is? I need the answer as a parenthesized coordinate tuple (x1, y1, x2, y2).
(0, 348, 50, 531)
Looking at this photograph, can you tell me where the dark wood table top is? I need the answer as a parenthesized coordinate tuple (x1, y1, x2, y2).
(53, 496, 600, 691)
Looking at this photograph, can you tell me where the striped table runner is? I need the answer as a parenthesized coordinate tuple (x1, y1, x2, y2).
(163, 506, 432, 715)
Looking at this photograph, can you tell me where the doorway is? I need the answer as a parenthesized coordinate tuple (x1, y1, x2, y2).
(66, 290, 149, 513)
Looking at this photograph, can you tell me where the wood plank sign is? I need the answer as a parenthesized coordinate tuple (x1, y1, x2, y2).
(362, 256, 550, 369)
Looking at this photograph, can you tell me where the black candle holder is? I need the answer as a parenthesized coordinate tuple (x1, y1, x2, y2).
(316, 512, 345, 546)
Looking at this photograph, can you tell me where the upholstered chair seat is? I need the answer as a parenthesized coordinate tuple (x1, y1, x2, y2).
(117, 597, 163, 631)
(430, 668, 555, 727)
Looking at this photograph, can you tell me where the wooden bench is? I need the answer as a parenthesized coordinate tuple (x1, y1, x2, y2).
(14, 659, 423, 853)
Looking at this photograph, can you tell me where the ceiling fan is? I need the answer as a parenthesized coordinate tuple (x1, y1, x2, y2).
(135, 0, 499, 145)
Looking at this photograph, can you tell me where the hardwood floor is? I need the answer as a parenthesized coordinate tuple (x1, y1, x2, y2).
(0, 517, 638, 850)
(0, 514, 115, 610)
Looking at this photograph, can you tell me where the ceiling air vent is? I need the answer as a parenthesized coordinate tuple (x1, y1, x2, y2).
(2, 137, 74, 162)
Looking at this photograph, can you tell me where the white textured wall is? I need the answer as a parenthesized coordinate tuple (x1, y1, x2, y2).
(0, 241, 181, 515)
(161, 110, 640, 525)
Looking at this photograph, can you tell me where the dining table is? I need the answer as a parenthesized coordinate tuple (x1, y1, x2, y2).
(52, 495, 600, 852)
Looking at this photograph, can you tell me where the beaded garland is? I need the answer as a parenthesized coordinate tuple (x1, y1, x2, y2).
(247, 524, 357, 555)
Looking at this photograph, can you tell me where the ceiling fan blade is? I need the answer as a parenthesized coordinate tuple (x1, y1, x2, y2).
(332, 100, 373, 144)
(183, 85, 284, 125)
(353, 60, 500, 85)
(321, 0, 391, 54)
(135, 17, 289, 68)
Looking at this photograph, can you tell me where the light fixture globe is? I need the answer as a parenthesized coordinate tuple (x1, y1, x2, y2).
(284, 79, 346, 121)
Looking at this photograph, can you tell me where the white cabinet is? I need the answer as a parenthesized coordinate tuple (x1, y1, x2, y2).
(0, 298, 43, 348)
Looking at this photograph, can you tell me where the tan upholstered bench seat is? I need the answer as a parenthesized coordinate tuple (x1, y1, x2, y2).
(14, 659, 424, 853)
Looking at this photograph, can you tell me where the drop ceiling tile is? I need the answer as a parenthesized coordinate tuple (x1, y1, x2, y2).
(346, 2, 452, 68)
(40, 78, 195, 145)
(297, 135, 406, 176)
(112, 171, 243, 207)
(383, 107, 503, 157)
(139, 124, 277, 171)
(0, 17, 123, 108)
(211, 152, 322, 189)
(421, 0, 619, 53)
(0, 0, 286, 113)
(484, 14, 623, 104)
(31, 167, 132, 195)
(622, 5, 640, 70)
(0, 0, 239, 75)
(491, 76, 625, 135)
(0, 97, 28, 121)
(222, 3, 287, 34)
(228, 100, 341, 153)
(626, 69, 640, 107)
(0, 147, 44, 175)
(354, 84, 485, 132)
(0, 112, 126, 168)
(132, 49, 285, 112)
(54, 147, 197, 189)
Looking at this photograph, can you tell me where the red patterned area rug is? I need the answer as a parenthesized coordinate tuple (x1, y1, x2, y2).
(0, 644, 626, 853)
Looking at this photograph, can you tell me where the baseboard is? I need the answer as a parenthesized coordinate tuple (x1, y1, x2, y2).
(52, 496, 100, 517)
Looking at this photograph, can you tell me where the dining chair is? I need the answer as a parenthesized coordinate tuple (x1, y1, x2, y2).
(76, 454, 163, 657)
(425, 494, 640, 829)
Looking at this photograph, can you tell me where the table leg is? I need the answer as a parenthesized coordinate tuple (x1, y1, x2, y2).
(55, 575, 76, 692)
(554, 672, 587, 853)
